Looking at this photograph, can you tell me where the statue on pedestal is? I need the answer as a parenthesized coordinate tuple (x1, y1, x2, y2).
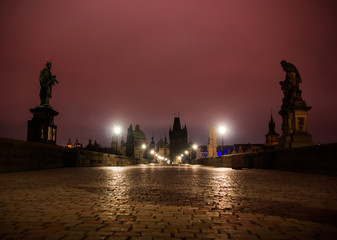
(27, 61, 59, 144)
(278, 60, 312, 148)
(39, 62, 58, 106)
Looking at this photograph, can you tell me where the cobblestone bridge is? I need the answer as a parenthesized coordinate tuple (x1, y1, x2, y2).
(0, 165, 337, 239)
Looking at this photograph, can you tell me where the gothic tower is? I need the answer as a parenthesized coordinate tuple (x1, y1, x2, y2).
(265, 114, 280, 147)
(169, 117, 188, 163)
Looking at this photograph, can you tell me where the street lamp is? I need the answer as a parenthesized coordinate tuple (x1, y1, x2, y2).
(113, 126, 121, 155)
(150, 149, 155, 162)
(218, 126, 227, 156)
(191, 144, 198, 160)
(141, 143, 146, 160)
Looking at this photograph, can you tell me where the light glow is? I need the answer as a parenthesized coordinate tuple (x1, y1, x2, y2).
(218, 126, 227, 135)
(113, 126, 121, 135)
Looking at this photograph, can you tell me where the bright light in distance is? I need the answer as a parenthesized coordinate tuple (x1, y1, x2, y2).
(150, 150, 155, 155)
(181, 154, 183, 157)
(184, 150, 189, 155)
(218, 126, 227, 135)
(141, 144, 146, 149)
(192, 144, 197, 150)
(113, 126, 121, 135)
(178, 156, 181, 160)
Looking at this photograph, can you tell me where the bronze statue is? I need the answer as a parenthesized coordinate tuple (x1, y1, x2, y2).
(279, 60, 302, 102)
(39, 62, 58, 106)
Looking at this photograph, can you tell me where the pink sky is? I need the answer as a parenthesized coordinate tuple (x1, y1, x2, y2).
(1, 0, 336, 146)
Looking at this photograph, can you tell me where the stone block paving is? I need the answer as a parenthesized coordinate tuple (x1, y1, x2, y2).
(0, 165, 337, 239)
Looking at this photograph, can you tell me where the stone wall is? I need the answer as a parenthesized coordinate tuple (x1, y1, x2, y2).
(0, 137, 137, 172)
(272, 143, 337, 173)
(189, 157, 232, 168)
(0, 137, 64, 172)
(64, 149, 136, 167)
(191, 143, 337, 174)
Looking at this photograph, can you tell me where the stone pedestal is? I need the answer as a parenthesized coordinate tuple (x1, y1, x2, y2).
(278, 100, 313, 149)
(27, 106, 58, 144)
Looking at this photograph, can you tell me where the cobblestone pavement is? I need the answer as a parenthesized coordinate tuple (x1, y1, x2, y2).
(0, 165, 337, 240)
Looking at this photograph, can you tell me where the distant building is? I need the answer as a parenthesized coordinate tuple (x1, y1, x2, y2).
(157, 136, 169, 159)
(66, 137, 82, 148)
(126, 125, 134, 157)
(66, 138, 72, 148)
(133, 124, 147, 159)
(199, 145, 208, 158)
(73, 137, 82, 148)
(85, 139, 95, 151)
(111, 135, 118, 154)
(265, 114, 280, 147)
(149, 136, 155, 151)
(169, 117, 188, 163)
(198, 144, 264, 158)
(119, 137, 126, 156)
(233, 144, 263, 153)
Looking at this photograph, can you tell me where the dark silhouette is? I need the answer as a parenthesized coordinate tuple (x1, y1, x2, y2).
(126, 125, 134, 157)
(39, 62, 58, 106)
(279, 60, 302, 103)
(169, 117, 188, 163)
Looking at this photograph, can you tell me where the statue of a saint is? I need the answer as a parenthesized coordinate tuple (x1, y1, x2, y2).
(39, 62, 58, 106)
(279, 60, 302, 102)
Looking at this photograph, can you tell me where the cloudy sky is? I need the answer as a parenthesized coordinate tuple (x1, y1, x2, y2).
(1, 0, 336, 147)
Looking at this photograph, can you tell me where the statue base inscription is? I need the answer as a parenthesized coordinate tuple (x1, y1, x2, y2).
(27, 107, 58, 144)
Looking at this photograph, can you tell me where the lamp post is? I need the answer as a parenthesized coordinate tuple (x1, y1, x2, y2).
(141, 143, 146, 160)
(219, 126, 226, 156)
(150, 149, 155, 162)
(184, 150, 189, 163)
(192, 144, 197, 159)
(113, 126, 121, 155)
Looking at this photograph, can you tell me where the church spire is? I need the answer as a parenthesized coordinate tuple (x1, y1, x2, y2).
(265, 113, 280, 146)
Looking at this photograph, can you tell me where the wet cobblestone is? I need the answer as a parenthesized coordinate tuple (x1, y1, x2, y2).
(0, 165, 337, 239)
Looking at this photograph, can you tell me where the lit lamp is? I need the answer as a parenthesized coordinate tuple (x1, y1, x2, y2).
(192, 144, 198, 159)
(150, 149, 155, 162)
(218, 126, 227, 156)
(113, 126, 121, 155)
(141, 143, 146, 159)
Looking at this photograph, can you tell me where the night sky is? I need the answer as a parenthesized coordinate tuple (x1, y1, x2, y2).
(1, 0, 337, 147)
